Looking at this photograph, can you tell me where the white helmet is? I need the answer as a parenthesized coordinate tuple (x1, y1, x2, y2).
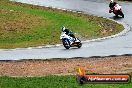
(111, 0, 114, 3)
(61, 26, 66, 32)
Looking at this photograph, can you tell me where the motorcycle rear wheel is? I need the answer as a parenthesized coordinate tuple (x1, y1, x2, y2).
(77, 43, 82, 48)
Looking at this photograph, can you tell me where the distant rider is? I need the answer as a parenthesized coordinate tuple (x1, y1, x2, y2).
(61, 26, 76, 41)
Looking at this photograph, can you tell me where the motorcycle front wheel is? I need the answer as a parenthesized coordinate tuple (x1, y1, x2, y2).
(119, 10, 124, 18)
(121, 12, 124, 18)
(62, 40, 70, 49)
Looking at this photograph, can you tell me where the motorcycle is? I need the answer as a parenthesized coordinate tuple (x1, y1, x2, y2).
(109, 4, 124, 18)
(60, 32, 82, 49)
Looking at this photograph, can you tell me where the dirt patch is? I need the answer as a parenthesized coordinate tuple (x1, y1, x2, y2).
(0, 55, 132, 76)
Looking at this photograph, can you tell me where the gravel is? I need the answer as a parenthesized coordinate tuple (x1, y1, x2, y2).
(0, 55, 132, 76)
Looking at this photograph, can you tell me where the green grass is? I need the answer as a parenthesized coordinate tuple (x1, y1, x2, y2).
(0, 0, 124, 48)
(0, 75, 131, 88)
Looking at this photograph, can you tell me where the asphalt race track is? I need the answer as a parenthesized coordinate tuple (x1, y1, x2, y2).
(0, 0, 132, 60)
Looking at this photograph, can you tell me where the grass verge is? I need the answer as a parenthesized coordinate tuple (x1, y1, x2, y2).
(0, 75, 131, 88)
(0, 0, 123, 48)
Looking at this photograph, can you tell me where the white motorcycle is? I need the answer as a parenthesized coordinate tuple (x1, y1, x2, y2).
(60, 32, 82, 49)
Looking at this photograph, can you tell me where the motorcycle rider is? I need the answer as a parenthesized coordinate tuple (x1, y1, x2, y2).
(109, 0, 122, 14)
(61, 26, 76, 42)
